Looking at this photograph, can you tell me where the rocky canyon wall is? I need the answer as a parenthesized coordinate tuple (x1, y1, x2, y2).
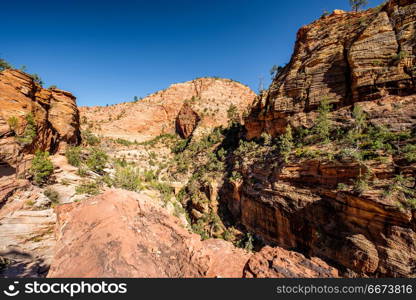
(230, 0, 416, 278)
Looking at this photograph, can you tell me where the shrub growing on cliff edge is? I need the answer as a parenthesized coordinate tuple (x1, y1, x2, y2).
(0, 58, 12, 71)
(30, 151, 54, 186)
(279, 125, 294, 163)
(314, 98, 332, 143)
(30, 73, 43, 87)
(349, 0, 368, 12)
(16, 113, 37, 146)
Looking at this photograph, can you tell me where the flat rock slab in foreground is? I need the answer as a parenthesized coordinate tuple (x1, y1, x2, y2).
(47, 189, 250, 278)
(48, 189, 340, 278)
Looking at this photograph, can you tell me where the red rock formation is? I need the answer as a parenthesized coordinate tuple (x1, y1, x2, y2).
(244, 246, 338, 278)
(232, 0, 416, 278)
(176, 103, 200, 138)
(0, 69, 80, 171)
(48, 189, 341, 278)
(80, 78, 256, 142)
(245, 0, 416, 139)
(48, 190, 251, 278)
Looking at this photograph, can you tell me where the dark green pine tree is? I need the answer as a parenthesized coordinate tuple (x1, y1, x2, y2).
(349, 0, 368, 12)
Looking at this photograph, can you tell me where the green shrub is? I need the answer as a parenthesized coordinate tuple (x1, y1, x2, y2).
(7, 116, 19, 131)
(75, 181, 100, 195)
(353, 171, 371, 195)
(314, 98, 332, 143)
(65, 146, 82, 167)
(44, 188, 60, 206)
(279, 125, 293, 163)
(112, 165, 142, 191)
(172, 138, 189, 154)
(149, 181, 174, 202)
(77, 166, 88, 177)
(350, 0, 368, 12)
(403, 144, 416, 163)
(227, 104, 240, 124)
(86, 148, 108, 174)
(16, 113, 37, 145)
(31, 73, 43, 86)
(392, 50, 408, 63)
(30, 151, 54, 185)
(236, 232, 255, 252)
(81, 130, 100, 146)
(337, 148, 363, 162)
(337, 183, 349, 191)
(352, 105, 367, 134)
(0, 58, 12, 71)
(115, 138, 134, 146)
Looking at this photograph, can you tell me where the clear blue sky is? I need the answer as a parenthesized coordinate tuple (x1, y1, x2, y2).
(2, 0, 384, 106)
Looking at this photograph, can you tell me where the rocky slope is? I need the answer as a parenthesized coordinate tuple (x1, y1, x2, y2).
(231, 0, 416, 277)
(0, 69, 81, 277)
(47, 189, 337, 278)
(79, 77, 256, 142)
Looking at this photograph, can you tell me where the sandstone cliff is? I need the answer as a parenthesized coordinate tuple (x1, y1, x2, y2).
(246, 0, 415, 138)
(228, 0, 416, 278)
(0, 69, 80, 173)
(80, 77, 256, 142)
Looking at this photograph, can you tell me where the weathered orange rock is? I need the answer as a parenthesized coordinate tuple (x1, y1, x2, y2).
(48, 190, 251, 278)
(176, 103, 200, 138)
(0, 69, 80, 171)
(245, 0, 416, 139)
(236, 1, 416, 277)
(80, 78, 256, 142)
(244, 246, 338, 278)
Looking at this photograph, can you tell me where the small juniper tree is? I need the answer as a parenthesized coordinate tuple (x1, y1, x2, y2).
(227, 104, 240, 125)
(349, 0, 368, 12)
(352, 104, 367, 135)
(279, 125, 294, 163)
(314, 98, 332, 143)
(31, 73, 43, 87)
(0, 58, 12, 71)
(270, 65, 284, 80)
(31, 151, 54, 186)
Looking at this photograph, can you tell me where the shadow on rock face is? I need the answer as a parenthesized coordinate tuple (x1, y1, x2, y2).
(0, 249, 49, 278)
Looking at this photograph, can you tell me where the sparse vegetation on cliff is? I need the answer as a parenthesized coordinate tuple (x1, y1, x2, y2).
(349, 0, 368, 12)
(14, 113, 37, 146)
(0, 58, 12, 71)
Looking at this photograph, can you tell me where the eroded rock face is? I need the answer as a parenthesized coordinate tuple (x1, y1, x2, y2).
(245, 0, 416, 139)
(0, 69, 80, 171)
(244, 246, 339, 278)
(80, 78, 256, 142)
(227, 131, 416, 278)
(176, 103, 200, 138)
(48, 190, 341, 278)
(47, 190, 251, 278)
(232, 0, 416, 278)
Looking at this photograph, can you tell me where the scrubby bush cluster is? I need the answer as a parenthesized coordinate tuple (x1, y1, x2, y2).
(31, 151, 54, 186)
